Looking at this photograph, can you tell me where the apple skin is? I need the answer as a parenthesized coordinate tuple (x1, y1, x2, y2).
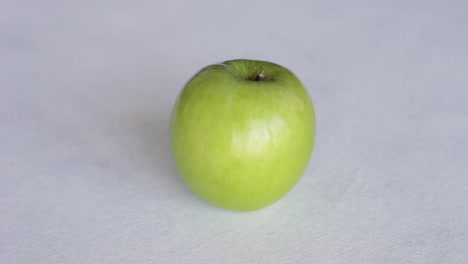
(170, 59, 315, 211)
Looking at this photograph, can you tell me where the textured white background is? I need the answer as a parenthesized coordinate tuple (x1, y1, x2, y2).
(1, 0, 468, 263)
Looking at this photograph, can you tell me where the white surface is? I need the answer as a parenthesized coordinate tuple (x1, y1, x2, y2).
(1, 1, 468, 263)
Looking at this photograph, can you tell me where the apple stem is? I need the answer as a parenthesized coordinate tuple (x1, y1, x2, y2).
(253, 70, 265, 81)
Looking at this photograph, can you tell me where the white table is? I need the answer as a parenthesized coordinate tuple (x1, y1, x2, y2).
(2, 1, 467, 263)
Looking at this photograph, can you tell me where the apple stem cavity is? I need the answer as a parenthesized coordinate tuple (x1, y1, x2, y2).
(252, 70, 265, 81)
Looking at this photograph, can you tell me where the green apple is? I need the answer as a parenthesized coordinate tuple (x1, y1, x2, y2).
(170, 59, 315, 211)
